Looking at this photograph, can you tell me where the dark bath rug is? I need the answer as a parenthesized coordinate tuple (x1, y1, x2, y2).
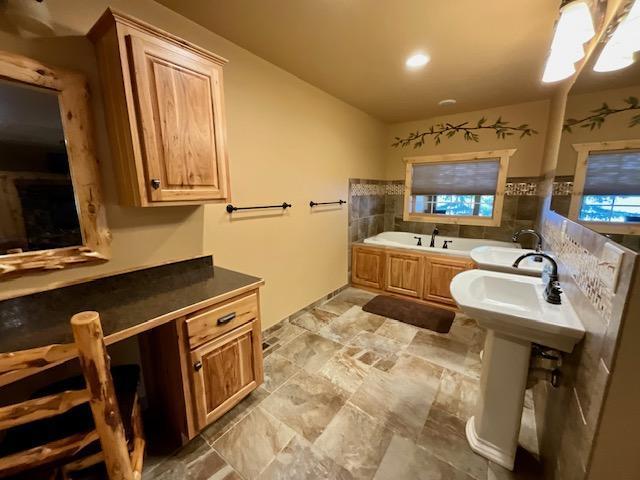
(362, 295, 455, 333)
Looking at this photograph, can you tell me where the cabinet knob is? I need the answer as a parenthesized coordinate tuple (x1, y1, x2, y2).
(151, 179, 161, 189)
(194, 361, 203, 371)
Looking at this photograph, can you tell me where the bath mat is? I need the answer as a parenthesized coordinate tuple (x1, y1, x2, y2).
(362, 295, 454, 333)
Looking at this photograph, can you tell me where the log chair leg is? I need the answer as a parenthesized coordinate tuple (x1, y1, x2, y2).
(71, 312, 134, 480)
(130, 394, 145, 480)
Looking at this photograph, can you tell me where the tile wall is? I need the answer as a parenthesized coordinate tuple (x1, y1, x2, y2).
(348, 177, 548, 252)
(534, 209, 638, 480)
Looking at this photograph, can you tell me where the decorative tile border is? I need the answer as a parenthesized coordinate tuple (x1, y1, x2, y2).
(350, 177, 573, 198)
(542, 218, 613, 323)
(350, 183, 386, 196)
(505, 182, 538, 196)
(552, 181, 574, 196)
(385, 183, 404, 195)
(350, 178, 580, 198)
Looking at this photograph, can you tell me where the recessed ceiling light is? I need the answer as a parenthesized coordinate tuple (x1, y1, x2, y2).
(438, 99, 457, 107)
(405, 53, 430, 69)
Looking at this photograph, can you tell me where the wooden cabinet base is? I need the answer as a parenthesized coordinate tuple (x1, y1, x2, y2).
(140, 289, 263, 445)
(351, 244, 474, 310)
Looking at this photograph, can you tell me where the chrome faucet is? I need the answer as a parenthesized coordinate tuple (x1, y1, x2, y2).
(512, 229, 543, 262)
(513, 252, 562, 304)
(429, 226, 439, 248)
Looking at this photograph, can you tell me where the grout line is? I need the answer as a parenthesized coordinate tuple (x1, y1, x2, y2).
(210, 443, 248, 480)
(573, 387, 588, 426)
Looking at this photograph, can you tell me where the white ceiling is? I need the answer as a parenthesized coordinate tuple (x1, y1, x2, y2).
(155, 0, 562, 122)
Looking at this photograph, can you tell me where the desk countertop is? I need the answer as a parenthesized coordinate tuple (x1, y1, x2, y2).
(0, 256, 263, 353)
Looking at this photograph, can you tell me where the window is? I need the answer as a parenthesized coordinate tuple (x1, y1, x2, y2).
(403, 149, 515, 226)
(570, 141, 640, 235)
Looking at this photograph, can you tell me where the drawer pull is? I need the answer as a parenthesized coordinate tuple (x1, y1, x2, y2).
(217, 312, 236, 325)
(194, 361, 203, 371)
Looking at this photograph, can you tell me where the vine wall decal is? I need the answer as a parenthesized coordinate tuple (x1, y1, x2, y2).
(392, 117, 538, 149)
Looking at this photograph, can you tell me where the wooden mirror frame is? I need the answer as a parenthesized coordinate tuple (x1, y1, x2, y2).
(0, 50, 111, 276)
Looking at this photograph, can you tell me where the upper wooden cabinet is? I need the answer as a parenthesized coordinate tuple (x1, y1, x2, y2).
(89, 9, 230, 206)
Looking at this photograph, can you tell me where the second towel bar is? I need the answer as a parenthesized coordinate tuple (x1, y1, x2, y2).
(309, 200, 346, 207)
(226, 202, 292, 213)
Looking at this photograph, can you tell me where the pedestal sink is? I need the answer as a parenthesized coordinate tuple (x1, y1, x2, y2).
(450, 269, 584, 470)
(470, 246, 544, 276)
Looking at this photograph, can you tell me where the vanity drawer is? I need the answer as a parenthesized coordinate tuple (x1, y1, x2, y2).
(186, 293, 258, 349)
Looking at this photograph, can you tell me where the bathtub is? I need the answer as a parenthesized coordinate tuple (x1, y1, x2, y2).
(363, 231, 519, 258)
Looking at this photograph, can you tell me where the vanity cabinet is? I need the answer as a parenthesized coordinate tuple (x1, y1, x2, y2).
(352, 246, 385, 289)
(89, 9, 230, 206)
(189, 320, 262, 430)
(423, 255, 474, 306)
(351, 244, 475, 309)
(141, 288, 263, 443)
(385, 251, 423, 298)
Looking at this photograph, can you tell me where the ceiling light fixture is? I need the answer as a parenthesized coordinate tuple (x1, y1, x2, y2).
(405, 53, 430, 69)
(438, 99, 457, 107)
(542, 0, 595, 83)
(594, 0, 640, 72)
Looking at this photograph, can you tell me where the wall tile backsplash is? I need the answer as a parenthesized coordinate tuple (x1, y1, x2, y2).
(542, 218, 614, 323)
(535, 209, 637, 480)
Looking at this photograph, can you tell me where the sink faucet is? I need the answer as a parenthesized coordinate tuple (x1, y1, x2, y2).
(414, 236, 423, 246)
(512, 229, 543, 262)
(513, 252, 562, 305)
(512, 228, 542, 251)
(429, 226, 439, 248)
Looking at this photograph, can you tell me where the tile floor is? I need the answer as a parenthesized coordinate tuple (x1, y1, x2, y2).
(144, 288, 542, 480)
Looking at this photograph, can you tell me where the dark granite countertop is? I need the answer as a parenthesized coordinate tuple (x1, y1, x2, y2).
(0, 256, 263, 353)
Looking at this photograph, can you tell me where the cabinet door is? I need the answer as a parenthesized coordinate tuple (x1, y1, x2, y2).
(127, 33, 229, 202)
(423, 257, 473, 305)
(385, 252, 423, 297)
(352, 247, 385, 289)
(189, 321, 263, 430)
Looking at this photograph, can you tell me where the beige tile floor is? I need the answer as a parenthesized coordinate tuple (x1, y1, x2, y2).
(144, 288, 542, 480)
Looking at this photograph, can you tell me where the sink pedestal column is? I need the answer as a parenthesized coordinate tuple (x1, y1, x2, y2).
(466, 329, 531, 470)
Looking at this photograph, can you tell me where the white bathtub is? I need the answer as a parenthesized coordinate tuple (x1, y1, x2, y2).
(363, 231, 519, 257)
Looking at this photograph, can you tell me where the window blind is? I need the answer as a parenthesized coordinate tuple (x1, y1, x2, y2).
(410, 159, 500, 196)
(584, 150, 640, 196)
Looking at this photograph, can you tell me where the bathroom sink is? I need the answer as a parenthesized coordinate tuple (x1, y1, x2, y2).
(450, 269, 585, 470)
(471, 246, 544, 276)
(450, 269, 584, 352)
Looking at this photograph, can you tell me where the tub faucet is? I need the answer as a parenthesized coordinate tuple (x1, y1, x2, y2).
(512, 229, 543, 262)
(429, 226, 439, 248)
(513, 252, 562, 305)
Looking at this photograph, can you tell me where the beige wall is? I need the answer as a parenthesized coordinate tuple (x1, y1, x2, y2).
(385, 99, 550, 180)
(556, 83, 640, 176)
(0, 0, 386, 329)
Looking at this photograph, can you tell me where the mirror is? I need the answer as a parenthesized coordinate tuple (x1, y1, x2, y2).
(0, 78, 82, 254)
(0, 50, 110, 281)
(551, 45, 640, 252)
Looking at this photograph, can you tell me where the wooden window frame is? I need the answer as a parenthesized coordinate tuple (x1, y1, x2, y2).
(402, 149, 515, 226)
(0, 50, 111, 278)
(570, 140, 640, 235)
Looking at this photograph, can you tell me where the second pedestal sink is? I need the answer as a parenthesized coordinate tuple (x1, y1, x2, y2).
(450, 269, 584, 470)
(470, 246, 544, 276)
